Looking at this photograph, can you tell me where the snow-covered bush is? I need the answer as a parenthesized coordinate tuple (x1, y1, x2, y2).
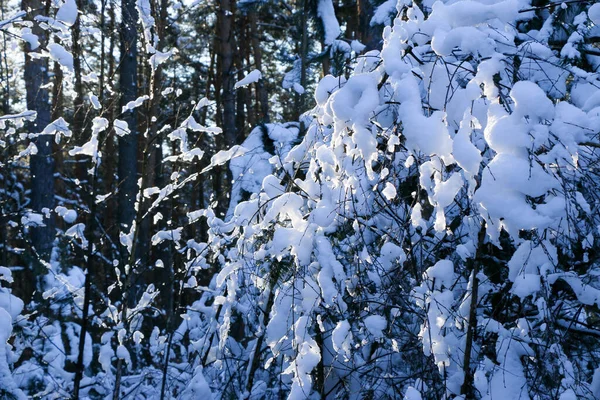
(196, 0, 600, 398)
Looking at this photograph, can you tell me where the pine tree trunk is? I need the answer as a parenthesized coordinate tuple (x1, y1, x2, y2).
(235, 19, 246, 138)
(357, 0, 380, 50)
(149, 0, 174, 324)
(248, 8, 269, 123)
(118, 0, 138, 232)
(72, 0, 88, 183)
(101, 0, 117, 289)
(113, 3, 139, 394)
(51, 36, 66, 203)
(215, 0, 236, 218)
(23, 0, 55, 269)
(296, 1, 308, 122)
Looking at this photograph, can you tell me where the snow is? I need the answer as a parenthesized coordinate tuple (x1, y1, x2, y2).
(55, 206, 77, 223)
(89, 94, 101, 109)
(65, 223, 88, 248)
(21, 211, 44, 227)
(424, 0, 519, 30)
(116, 345, 131, 367)
(0, 309, 27, 400)
(559, 389, 577, 400)
(481, 325, 533, 400)
(548, 273, 600, 308)
(69, 117, 108, 163)
(378, 242, 406, 272)
(41, 117, 72, 143)
(382, 182, 396, 200)
(433, 173, 462, 209)
(82, 72, 98, 82)
(0, 268, 12, 284)
(99, 333, 114, 374)
(452, 117, 482, 176)
(394, 76, 454, 161)
(511, 81, 554, 121)
(424, 260, 454, 290)
(315, 74, 343, 106)
(180, 366, 214, 398)
(6, 0, 600, 398)
(113, 119, 131, 137)
(317, 0, 340, 45)
(331, 74, 379, 125)
(122, 95, 150, 113)
(284, 316, 321, 400)
(234, 69, 261, 89)
(56, 0, 78, 27)
(364, 315, 387, 338)
(589, 3, 600, 25)
(371, 0, 397, 26)
(0, 291, 23, 321)
(202, 145, 248, 173)
(311, 199, 336, 228)
(228, 123, 300, 218)
(151, 228, 182, 246)
(511, 274, 541, 300)
(331, 320, 352, 359)
(137, 0, 156, 49)
(282, 59, 302, 92)
(21, 27, 39, 50)
(292, 83, 305, 94)
(404, 387, 422, 400)
(48, 43, 74, 73)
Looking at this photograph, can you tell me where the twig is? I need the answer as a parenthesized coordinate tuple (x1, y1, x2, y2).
(519, 0, 591, 13)
(461, 225, 486, 396)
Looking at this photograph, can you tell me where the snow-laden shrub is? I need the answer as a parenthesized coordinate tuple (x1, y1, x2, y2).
(197, 0, 600, 398)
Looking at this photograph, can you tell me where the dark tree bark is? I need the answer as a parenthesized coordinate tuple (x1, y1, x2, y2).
(118, 0, 139, 232)
(218, 0, 236, 144)
(50, 42, 64, 123)
(293, 1, 308, 122)
(71, 0, 88, 183)
(114, 7, 140, 395)
(51, 35, 66, 203)
(101, 0, 118, 278)
(235, 20, 246, 139)
(23, 0, 55, 266)
(214, 0, 236, 217)
(148, 0, 174, 324)
(357, 0, 380, 50)
(249, 8, 269, 123)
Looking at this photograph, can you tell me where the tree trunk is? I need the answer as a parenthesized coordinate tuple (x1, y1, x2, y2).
(51, 36, 65, 203)
(248, 9, 269, 123)
(215, 0, 236, 218)
(101, 0, 117, 271)
(357, 0, 380, 50)
(72, 0, 88, 183)
(23, 0, 55, 268)
(149, 0, 174, 324)
(294, 0, 308, 122)
(118, 0, 138, 233)
(234, 16, 245, 137)
(114, 9, 139, 397)
(95, 0, 116, 295)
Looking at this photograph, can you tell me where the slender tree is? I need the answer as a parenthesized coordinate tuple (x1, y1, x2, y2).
(71, 0, 88, 183)
(118, 0, 139, 233)
(213, 0, 236, 217)
(248, 5, 269, 123)
(23, 0, 55, 269)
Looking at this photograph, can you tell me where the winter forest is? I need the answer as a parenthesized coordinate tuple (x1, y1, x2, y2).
(2, 0, 600, 397)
